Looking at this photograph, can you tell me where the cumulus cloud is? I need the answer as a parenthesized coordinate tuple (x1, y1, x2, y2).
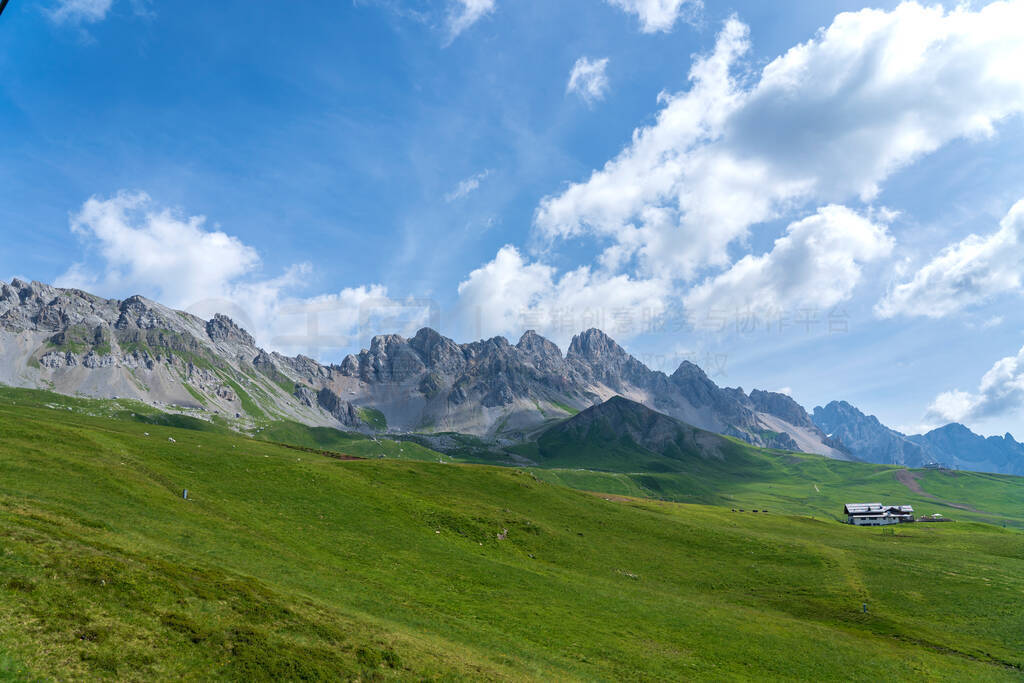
(536, 2, 1024, 281)
(455, 245, 670, 346)
(56, 192, 422, 359)
(567, 57, 610, 104)
(876, 199, 1024, 319)
(444, 170, 491, 202)
(927, 345, 1024, 423)
(606, 0, 701, 33)
(48, 0, 113, 24)
(445, 0, 495, 44)
(683, 205, 893, 323)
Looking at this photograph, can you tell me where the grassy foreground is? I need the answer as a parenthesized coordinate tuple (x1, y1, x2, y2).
(0, 392, 1022, 680)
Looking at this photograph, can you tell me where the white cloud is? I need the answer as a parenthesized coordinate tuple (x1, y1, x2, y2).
(48, 0, 113, 24)
(445, 0, 495, 44)
(59, 192, 260, 307)
(455, 245, 670, 346)
(927, 345, 1024, 423)
(536, 2, 1024, 281)
(567, 57, 611, 104)
(444, 170, 491, 202)
(876, 199, 1024, 319)
(606, 0, 701, 33)
(683, 205, 893, 323)
(55, 192, 420, 359)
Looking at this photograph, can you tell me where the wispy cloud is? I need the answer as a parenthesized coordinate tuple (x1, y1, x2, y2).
(445, 0, 495, 45)
(567, 57, 610, 105)
(606, 0, 702, 33)
(48, 0, 113, 24)
(444, 170, 491, 202)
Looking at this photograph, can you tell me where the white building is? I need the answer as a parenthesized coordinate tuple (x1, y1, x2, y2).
(844, 503, 914, 526)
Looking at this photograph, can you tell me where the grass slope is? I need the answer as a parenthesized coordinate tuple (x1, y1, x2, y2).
(252, 420, 443, 461)
(516, 397, 1024, 528)
(0, 394, 1022, 680)
(530, 449, 1024, 529)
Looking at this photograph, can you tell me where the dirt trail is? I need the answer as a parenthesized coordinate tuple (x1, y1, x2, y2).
(893, 470, 982, 513)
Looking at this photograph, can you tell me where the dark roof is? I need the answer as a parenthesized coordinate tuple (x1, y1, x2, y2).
(844, 503, 883, 514)
(844, 503, 914, 515)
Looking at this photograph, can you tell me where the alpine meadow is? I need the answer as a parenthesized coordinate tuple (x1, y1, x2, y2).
(2, 0, 1024, 681)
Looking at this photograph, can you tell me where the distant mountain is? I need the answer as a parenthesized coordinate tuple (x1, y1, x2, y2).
(0, 279, 340, 428)
(812, 401, 927, 467)
(812, 400, 1024, 476)
(909, 424, 1024, 476)
(0, 280, 846, 457)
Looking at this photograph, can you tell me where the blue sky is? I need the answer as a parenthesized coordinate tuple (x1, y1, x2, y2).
(3, 0, 1024, 437)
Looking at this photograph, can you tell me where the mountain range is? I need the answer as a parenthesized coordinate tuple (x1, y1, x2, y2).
(811, 400, 1024, 475)
(1, 278, 1022, 475)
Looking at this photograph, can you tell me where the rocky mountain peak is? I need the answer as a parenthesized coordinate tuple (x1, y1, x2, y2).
(814, 400, 885, 430)
(408, 327, 446, 353)
(409, 327, 465, 374)
(567, 328, 626, 361)
(671, 360, 708, 381)
(748, 389, 815, 429)
(937, 422, 972, 436)
(669, 361, 724, 405)
(205, 313, 255, 347)
(353, 333, 426, 384)
(517, 330, 560, 355)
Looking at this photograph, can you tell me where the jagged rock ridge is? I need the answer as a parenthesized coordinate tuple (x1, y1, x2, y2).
(0, 279, 844, 456)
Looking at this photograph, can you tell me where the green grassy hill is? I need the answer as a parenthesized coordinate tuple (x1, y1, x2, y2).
(0, 388, 1023, 680)
(246, 398, 1024, 530)
(515, 396, 1024, 528)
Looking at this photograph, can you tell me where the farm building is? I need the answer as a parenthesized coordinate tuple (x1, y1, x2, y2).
(843, 503, 915, 526)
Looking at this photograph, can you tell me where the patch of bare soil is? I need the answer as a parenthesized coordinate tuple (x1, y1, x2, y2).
(893, 469, 982, 513)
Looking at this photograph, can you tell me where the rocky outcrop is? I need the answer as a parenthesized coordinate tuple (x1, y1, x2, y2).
(750, 390, 813, 428)
(315, 388, 361, 428)
(206, 313, 255, 347)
